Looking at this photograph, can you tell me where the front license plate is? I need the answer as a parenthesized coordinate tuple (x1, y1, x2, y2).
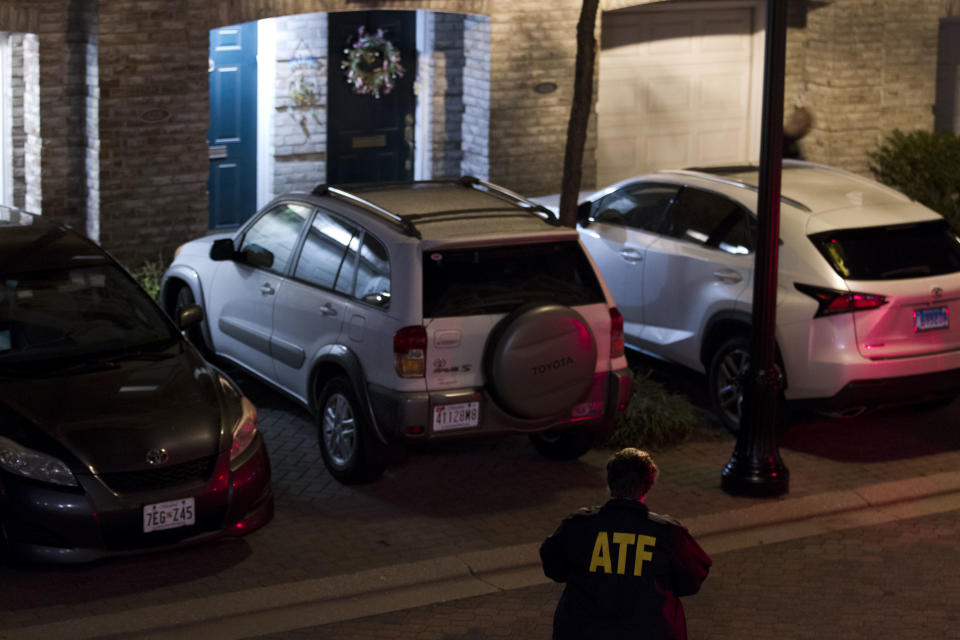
(143, 497, 195, 533)
(433, 401, 480, 431)
(915, 307, 949, 332)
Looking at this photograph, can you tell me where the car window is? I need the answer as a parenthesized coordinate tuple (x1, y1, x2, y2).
(422, 241, 605, 317)
(240, 203, 313, 274)
(591, 183, 679, 232)
(659, 187, 754, 252)
(294, 210, 359, 290)
(0, 264, 176, 365)
(809, 219, 960, 280)
(354, 234, 391, 305)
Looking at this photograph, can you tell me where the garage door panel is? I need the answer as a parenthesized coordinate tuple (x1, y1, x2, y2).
(646, 132, 692, 168)
(647, 76, 692, 113)
(598, 5, 758, 186)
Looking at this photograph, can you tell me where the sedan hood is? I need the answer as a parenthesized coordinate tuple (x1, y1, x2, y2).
(0, 347, 225, 475)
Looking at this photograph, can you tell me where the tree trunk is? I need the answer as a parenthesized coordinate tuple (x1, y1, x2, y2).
(559, 0, 600, 228)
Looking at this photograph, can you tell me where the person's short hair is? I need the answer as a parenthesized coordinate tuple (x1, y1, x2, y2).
(606, 448, 659, 499)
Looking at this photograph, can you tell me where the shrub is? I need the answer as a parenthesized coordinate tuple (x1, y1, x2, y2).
(606, 370, 700, 450)
(867, 129, 960, 231)
(130, 256, 166, 301)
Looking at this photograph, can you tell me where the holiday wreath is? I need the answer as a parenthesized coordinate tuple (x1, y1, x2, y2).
(341, 26, 405, 99)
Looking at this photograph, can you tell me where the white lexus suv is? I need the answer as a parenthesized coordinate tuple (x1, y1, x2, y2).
(161, 178, 633, 482)
(537, 160, 960, 431)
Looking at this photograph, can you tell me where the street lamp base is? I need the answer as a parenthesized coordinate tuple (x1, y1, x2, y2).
(721, 454, 790, 497)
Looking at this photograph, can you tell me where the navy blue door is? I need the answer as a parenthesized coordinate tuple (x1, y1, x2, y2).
(208, 22, 258, 229)
(328, 12, 416, 184)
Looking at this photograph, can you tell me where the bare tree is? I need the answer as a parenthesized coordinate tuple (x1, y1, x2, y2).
(559, 0, 600, 228)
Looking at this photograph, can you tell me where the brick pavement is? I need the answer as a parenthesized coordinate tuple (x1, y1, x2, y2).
(2, 362, 960, 634)
(258, 508, 960, 639)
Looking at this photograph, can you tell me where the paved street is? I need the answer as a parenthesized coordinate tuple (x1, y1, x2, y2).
(261, 508, 960, 639)
(3, 355, 960, 638)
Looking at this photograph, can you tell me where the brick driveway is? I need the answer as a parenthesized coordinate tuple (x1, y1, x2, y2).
(3, 356, 960, 633)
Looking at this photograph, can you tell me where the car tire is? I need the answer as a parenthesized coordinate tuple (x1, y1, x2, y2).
(708, 336, 785, 434)
(317, 377, 385, 484)
(529, 426, 594, 460)
(173, 284, 208, 355)
(484, 303, 597, 419)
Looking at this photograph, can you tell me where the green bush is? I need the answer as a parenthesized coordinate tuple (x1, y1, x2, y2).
(606, 370, 700, 450)
(867, 129, 960, 231)
(130, 256, 166, 301)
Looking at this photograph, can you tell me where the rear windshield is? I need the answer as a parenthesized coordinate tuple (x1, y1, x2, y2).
(809, 220, 960, 280)
(422, 241, 605, 317)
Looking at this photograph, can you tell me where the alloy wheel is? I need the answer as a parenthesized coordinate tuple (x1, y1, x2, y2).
(322, 392, 357, 468)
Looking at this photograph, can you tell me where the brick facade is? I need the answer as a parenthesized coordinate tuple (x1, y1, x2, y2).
(0, 0, 952, 264)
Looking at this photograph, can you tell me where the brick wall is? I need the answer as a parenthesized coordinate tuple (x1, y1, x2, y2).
(8, 34, 26, 209)
(0, 0, 951, 264)
(273, 12, 328, 194)
(427, 11, 467, 179)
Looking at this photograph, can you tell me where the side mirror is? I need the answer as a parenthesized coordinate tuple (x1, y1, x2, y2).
(209, 238, 236, 261)
(577, 201, 593, 227)
(178, 303, 204, 330)
(243, 244, 275, 269)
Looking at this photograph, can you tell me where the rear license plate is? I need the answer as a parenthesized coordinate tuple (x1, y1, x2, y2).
(143, 497, 195, 533)
(915, 307, 949, 332)
(433, 401, 480, 431)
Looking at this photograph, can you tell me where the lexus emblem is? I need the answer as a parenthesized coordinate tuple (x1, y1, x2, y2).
(146, 448, 169, 466)
(932, 287, 944, 299)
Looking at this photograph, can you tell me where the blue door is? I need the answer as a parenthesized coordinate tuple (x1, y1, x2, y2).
(208, 22, 258, 229)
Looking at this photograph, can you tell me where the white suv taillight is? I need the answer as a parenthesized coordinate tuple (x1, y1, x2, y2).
(394, 326, 427, 377)
(610, 307, 625, 358)
(795, 283, 889, 317)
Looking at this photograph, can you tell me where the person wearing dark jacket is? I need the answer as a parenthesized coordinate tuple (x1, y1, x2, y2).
(539, 448, 712, 639)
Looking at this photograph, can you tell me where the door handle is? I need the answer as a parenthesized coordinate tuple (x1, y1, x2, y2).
(319, 303, 338, 317)
(713, 269, 743, 284)
(619, 248, 644, 262)
(260, 283, 276, 296)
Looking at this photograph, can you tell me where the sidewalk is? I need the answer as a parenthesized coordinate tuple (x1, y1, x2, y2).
(5, 400, 960, 640)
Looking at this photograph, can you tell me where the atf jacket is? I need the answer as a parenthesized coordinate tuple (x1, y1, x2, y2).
(539, 498, 711, 640)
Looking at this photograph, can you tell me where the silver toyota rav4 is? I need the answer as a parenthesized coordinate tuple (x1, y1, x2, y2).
(161, 178, 633, 483)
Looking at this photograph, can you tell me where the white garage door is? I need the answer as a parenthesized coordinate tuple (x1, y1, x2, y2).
(597, 4, 763, 186)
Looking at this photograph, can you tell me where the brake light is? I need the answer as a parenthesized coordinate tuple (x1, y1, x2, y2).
(795, 283, 888, 318)
(609, 307, 625, 358)
(394, 326, 427, 377)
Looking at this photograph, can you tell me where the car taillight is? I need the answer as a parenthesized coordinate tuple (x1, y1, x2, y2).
(795, 283, 888, 318)
(394, 325, 427, 377)
(610, 307, 625, 358)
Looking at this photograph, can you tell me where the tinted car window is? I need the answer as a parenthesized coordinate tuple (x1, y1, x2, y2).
(241, 203, 313, 274)
(294, 210, 358, 290)
(809, 220, 960, 280)
(354, 234, 391, 304)
(0, 264, 175, 364)
(660, 187, 754, 252)
(422, 241, 605, 317)
(591, 184, 679, 232)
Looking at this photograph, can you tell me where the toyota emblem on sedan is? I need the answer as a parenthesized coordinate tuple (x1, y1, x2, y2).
(146, 448, 169, 465)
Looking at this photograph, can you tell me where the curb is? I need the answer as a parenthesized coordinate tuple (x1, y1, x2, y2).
(5, 470, 960, 640)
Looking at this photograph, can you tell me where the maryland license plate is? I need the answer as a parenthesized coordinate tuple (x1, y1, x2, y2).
(915, 307, 949, 332)
(143, 497, 195, 533)
(433, 401, 480, 431)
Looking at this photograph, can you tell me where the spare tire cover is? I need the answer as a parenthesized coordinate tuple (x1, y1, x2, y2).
(484, 304, 598, 419)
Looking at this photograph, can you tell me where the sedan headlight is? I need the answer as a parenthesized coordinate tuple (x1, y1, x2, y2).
(0, 435, 78, 487)
(230, 396, 258, 461)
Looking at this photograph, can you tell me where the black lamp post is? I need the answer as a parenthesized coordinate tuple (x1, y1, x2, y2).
(721, 0, 790, 497)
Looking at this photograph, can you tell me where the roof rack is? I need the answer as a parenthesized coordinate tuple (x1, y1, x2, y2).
(311, 177, 559, 238)
(659, 169, 812, 213)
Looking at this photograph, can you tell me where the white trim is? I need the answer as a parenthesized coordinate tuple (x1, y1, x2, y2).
(414, 10, 431, 180)
(257, 18, 277, 209)
(0, 33, 10, 206)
